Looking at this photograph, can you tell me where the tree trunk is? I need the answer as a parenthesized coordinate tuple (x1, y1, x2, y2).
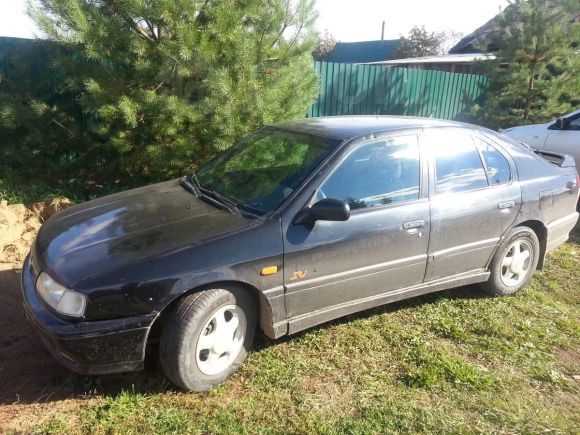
(523, 73, 535, 120)
(524, 38, 541, 121)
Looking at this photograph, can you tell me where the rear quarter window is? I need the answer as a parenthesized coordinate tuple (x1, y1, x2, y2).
(474, 137, 511, 185)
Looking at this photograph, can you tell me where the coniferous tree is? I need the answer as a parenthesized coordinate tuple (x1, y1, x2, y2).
(469, 0, 579, 129)
(16, 0, 319, 186)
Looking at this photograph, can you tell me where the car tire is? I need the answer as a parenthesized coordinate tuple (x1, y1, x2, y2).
(482, 226, 540, 296)
(159, 286, 256, 392)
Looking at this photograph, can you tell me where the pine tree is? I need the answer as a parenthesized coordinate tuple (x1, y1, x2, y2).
(469, 0, 580, 129)
(24, 0, 319, 186)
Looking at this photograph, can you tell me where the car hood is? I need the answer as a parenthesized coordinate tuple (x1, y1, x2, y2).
(33, 179, 257, 287)
(503, 123, 546, 134)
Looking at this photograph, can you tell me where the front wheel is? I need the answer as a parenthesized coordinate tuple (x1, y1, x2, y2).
(482, 226, 540, 296)
(159, 286, 256, 392)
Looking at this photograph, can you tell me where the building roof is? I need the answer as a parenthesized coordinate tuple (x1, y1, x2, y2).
(326, 40, 400, 64)
(449, 16, 498, 54)
(450, 6, 580, 54)
(362, 53, 496, 66)
(273, 116, 465, 140)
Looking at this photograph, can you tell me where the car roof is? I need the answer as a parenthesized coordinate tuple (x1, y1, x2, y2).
(272, 116, 471, 140)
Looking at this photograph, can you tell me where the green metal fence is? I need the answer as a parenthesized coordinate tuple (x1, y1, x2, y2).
(307, 61, 488, 120)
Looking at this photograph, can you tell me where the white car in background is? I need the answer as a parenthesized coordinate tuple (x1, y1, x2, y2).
(503, 109, 580, 165)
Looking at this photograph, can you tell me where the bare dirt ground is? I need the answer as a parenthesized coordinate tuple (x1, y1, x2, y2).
(0, 200, 74, 426)
(0, 201, 41, 271)
(0, 199, 162, 430)
(0, 268, 67, 403)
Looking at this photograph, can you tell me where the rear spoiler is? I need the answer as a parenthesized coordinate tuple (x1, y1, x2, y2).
(534, 149, 576, 168)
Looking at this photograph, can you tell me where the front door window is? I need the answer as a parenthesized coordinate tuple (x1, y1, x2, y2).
(316, 136, 421, 210)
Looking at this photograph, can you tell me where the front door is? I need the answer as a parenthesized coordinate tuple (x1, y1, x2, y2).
(423, 129, 521, 282)
(283, 134, 430, 325)
(544, 114, 580, 165)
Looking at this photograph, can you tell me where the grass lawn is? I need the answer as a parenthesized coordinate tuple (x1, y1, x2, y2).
(3, 208, 579, 433)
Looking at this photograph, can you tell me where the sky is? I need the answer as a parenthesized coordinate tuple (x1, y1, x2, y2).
(1, 0, 508, 41)
(315, 0, 508, 41)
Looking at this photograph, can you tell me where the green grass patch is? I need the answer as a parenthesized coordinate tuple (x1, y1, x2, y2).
(0, 173, 85, 205)
(0, 170, 128, 205)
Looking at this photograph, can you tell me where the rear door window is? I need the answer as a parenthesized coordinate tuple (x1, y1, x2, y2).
(428, 130, 489, 194)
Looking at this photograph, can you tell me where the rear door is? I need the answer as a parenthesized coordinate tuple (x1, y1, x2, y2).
(283, 134, 430, 325)
(423, 128, 521, 282)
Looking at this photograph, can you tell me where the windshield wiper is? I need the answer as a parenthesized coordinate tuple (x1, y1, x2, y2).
(179, 175, 200, 198)
(201, 187, 242, 217)
(190, 171, 201, 190)
(181, 173, 242, 217)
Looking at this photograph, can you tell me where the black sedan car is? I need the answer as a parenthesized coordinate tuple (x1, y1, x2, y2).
(22, 117, 579, 391)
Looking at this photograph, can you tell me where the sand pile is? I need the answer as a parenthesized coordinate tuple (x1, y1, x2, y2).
(0, 198, 73, 270)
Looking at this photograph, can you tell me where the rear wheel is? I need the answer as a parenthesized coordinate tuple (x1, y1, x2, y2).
(159, 286, 256, 392)
(482, 227, 540, 296)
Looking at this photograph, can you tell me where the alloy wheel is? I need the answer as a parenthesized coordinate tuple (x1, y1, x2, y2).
(500, 239, 533, 287)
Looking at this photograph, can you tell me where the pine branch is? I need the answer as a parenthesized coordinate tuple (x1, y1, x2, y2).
(131, 21, 156, 42)
(271, 0, 292, 48)
(195, 0, 211, 27)
(51, 118, 71, 133)
(283, 24, 304, 58)
(144, 20, 158, 41)
(102, 0, 155, 42)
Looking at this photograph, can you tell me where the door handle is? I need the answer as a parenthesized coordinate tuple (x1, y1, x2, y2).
(403, 219, 425, 230)
(498, 201, 515, 210)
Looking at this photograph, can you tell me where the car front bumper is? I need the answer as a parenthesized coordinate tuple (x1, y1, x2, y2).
(21, 255, 157, 375)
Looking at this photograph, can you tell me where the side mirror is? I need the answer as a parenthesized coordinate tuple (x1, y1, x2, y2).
(293, 198, 350, 225)
(554, 118, 563, 129)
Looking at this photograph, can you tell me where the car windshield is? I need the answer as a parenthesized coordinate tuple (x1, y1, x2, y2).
(196, 127, 342, 216)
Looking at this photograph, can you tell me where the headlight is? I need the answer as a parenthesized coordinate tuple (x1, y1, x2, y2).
(35, 272, 87, 318)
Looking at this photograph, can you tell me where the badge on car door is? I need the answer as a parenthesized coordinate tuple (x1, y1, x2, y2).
(290, 271, 308, 281)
